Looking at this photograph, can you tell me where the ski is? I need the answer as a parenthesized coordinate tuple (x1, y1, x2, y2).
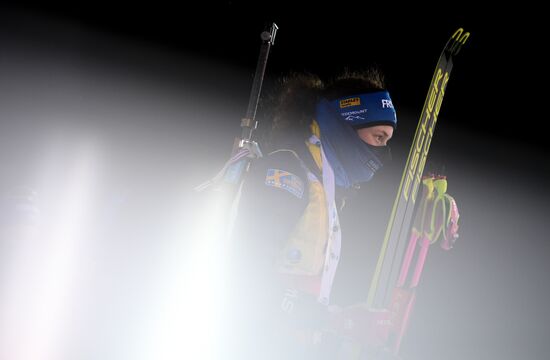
(367, 28, 470, 310)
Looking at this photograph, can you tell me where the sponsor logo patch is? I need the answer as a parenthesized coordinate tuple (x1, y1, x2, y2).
(265, 169, 304, 199)
(339, 97, 361, 108)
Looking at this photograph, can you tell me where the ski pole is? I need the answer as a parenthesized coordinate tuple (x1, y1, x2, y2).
(389, 174, 459, 355)
(410, 175, 448, 287)
(397, 175, 435, 287)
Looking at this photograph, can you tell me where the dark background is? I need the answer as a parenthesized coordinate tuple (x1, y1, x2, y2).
(1, 3, 543, 144)
(1, 3, 548, 360)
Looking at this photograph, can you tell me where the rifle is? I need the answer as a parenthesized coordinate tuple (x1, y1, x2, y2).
(195, 22, 278, 194)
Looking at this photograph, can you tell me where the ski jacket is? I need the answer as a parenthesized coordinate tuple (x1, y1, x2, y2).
(228, 128, 343, 331)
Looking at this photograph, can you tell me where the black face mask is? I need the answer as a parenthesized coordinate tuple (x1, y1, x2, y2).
(366, 143, 392, 164)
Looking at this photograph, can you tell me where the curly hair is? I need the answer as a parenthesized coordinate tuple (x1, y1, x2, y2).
(323, 67, 386, 100)
(258, 72, 323, 150)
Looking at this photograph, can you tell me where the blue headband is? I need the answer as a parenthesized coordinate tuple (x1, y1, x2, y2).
(329, 90, 397, 129)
